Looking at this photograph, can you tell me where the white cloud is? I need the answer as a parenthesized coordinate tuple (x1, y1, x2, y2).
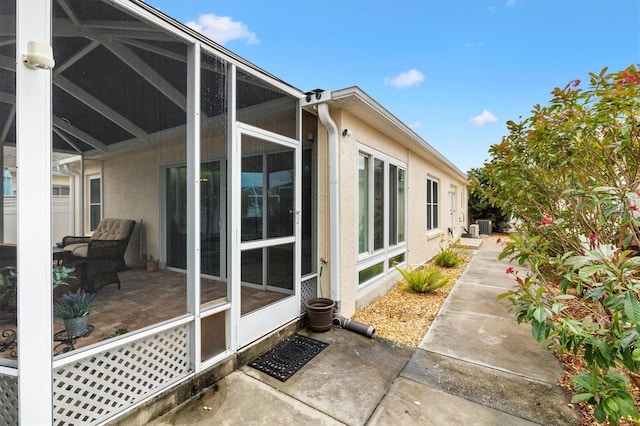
(186, 14, 259, 46)
(469, 110, 498, 126)
(408, 121, 423, 130)
(506, 0, 522, 7)
(384, 69, 425, 89)
(464, 41, 485, 48)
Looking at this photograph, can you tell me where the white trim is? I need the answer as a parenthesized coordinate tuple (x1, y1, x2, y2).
(186, 41, 202, 372)
(16, 1, 54, 424)
(52, 315, 194, 369)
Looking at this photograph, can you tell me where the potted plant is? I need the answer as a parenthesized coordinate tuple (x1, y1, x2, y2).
(145, 254, 159, 272)
(54, 289, 94, 336)
(0, 265, 75, 322)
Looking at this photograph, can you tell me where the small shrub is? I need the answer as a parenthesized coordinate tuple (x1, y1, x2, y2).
(100, 327, 129, 341)
(396, 265, 449, 293)
(433, 247, 462, 268)
(54, 289, 94, 319)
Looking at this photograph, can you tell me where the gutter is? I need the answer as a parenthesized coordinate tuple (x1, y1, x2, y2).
(316, 102, 341, 311)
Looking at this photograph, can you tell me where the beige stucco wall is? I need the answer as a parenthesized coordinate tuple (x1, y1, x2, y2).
(317, 109, 468, 318)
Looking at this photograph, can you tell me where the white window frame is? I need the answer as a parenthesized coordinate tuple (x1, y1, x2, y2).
(88, 174, 102, 232)
(356, 144, 407, 287)
(426, 177, 439, 232)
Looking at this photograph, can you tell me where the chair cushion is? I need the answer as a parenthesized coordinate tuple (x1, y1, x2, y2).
(91, 218, 135, 241)
(64, 243, 88, 258)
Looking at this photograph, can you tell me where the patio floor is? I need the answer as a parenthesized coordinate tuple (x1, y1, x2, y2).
(0, 268, 289, 360)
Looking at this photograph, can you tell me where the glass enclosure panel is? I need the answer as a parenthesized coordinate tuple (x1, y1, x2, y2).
(51, 0, 189, 352)
(241, 136, 295, 242)
(358, 155, 368, 254)
(266, 152, 294, 238)
(201, 311, 226, 360)
(0, 0, 17, 364)
(267, 243, 293, 290)
(166, 166, 187, 269)
(200, 49, 228, 307)
(373, 159, 384, 250)
(241, 248, 262, 287)
(241, 155, 263, 241)
(236, 69, 297, 139)
(240, 244, 293, 316)
(300, 110, 316, 276)
(301, 148, 314, 275)
(240, 134, 296, 317)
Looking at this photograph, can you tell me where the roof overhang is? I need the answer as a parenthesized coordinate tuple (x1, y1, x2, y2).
(302, 86, 467, 181)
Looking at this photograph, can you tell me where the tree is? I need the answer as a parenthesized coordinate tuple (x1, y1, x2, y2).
(467, 167, 511, 232)
(482, 65, 640, 425)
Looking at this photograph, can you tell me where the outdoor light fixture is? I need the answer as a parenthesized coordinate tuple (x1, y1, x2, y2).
(304, 88, 324, 102)
(22, 41, 55, 70)
(342, 129, 352, 137)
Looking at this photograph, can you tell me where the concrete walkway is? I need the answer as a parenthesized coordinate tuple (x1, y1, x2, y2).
(149, 236, 579, 425)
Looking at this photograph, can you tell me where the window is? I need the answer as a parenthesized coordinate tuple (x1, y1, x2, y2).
(389, 165, 405, 245)
(358, 154, 369, 253)
(89, 176, 101, 232)
(427, 178, 439, 231)
(52, 185, 70, 196)
(357, 148, 406, 286)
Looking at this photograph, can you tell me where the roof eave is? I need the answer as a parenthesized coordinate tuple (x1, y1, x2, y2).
(328, 86, 467, 180)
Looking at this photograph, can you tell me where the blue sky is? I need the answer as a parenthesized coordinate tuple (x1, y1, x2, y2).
(146, 0, 639, 173)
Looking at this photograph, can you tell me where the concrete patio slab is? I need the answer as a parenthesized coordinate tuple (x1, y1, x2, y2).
(148, 371, 343, 426)
(242, 329, 414, 426)
(368, 376, 538, 426)
(443, 282, 514, 319)
(456, 257, 527, 289)
(401, 349, 577, 425)
(420, 309, 563, 383)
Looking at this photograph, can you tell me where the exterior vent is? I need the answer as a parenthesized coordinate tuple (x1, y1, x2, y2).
(477, 220, 492, 235)
(469, 224, 480, 238)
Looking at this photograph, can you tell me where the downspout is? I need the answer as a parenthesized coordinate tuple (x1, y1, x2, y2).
(316, 103, 340, 313)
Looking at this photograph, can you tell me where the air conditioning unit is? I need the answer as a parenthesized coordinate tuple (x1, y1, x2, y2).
(469, 224, 479, 238)
(478, 219, 492, 235)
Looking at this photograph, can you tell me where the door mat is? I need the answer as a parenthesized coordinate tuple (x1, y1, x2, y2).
(248, 334, 328, 382)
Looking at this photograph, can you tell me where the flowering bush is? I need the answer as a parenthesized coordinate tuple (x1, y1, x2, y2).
(482, 65, 640, 424)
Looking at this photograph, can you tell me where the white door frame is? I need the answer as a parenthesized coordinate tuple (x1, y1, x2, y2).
(232, 124, 300, 348)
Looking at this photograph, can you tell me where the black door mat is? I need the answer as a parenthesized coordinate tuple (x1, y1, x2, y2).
(248, 334, 328, 382)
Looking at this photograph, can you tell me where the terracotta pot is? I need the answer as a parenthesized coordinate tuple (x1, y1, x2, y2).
(305, 298, 335, 332)
(146, 259, 159, 272)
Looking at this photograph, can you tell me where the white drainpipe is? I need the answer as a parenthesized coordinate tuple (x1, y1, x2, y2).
(317, 102, 340, 311)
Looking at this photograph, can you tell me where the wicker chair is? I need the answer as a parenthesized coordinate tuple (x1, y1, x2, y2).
(61, 219, 136, 293)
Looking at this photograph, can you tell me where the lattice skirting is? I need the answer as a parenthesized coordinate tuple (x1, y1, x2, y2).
(0, 373, 18, 425)
(53, 323, 190, 425)
(301, 276, 318, 313)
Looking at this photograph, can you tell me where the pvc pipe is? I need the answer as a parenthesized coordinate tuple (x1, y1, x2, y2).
(332, 314, 375, 338)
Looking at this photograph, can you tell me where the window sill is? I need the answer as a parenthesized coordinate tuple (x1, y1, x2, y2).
(426, 229, 442, 240)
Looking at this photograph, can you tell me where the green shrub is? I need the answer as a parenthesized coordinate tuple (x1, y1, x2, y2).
(396, 265, 449, 293)
(433, 247, 462, 268)
(485, 65, 640, 424)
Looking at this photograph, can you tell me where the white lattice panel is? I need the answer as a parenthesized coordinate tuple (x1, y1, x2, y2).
(53, 324, 190, 425)
(301, 276, 318, 312)
(0, 373, 18, 426)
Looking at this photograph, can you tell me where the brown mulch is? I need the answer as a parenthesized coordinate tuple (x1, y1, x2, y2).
(351, 249, 640, 426)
